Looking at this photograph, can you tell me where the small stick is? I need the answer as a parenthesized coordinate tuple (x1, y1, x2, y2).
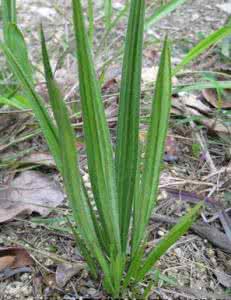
(152, 213, 231, 254)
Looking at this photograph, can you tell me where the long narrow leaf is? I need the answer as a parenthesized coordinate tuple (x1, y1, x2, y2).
(0, 41, 62, 172)
(40, 32, 115, 291)
(44, 77, 114, 291)
(173, 26, 231, 75)
(4, 25, 33, 84)
(0, 95, 30, 110)
(174, 80, 231, 94)
(135, 203, 203, 281)
(145, 0, 187, 30)
(2, 0, 17, 41)
(87, 0, 94, 46)
(72, 0, 121, 254)
(132, 37, 172, 253)
(115, 0, 145, 252)
(123, 243, 145, 289)
(104, 0, 113, 30)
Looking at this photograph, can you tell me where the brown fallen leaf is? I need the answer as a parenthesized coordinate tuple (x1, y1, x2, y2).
(0, 247, 34, 279)
(172, 94, 211, 115)
(0, 256, 15, 271)
(0, 171, 64, 223)
(203, 88, 231, 109)
(0, 247, 33, 270)
(55, 263, 84, 288)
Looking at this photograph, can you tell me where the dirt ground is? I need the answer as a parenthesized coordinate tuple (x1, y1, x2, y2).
(0, 0, 231, 299)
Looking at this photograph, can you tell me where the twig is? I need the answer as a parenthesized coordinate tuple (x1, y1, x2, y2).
(152, 213, 231, 254)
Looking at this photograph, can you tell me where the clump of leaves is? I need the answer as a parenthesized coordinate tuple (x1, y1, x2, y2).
(1, 0, 231, 297)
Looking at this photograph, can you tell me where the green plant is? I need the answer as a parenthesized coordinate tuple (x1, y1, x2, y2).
(2, 0, 17, 41)
(104, 0, 113, 30)
(3, 0, 231, 297)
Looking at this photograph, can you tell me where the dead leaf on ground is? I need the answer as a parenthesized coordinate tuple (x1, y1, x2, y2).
(172, 94, 231, 135)
(0, 247, 33, 271)
(0, 247, 33, 280)
(55, 263, 84, 288)
(0, 171, 64, 223)
(202, 88, 231, 109)
(172, 94, 211, 114)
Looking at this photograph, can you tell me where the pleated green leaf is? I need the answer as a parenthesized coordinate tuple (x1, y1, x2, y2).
(72, 0, 121, 254)
(135, 203, 203, 281)
(132, 37, 172, 253)
(173, 26, 231, 75)
(115, 0, 145, 252)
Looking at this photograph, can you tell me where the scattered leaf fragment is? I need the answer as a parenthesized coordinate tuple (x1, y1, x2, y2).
(55, 263, 84, 288)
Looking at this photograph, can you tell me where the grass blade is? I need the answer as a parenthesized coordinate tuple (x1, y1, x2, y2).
(72, 0, 121, 254)
(173, 26, 231, 75)
(145, 0, 187, 30)
(132, 37, 172, 253)
(0, 95, 30, 110)
(115, 0, 145, 252)
(135, 203, 203, 281)
(174, 80, 231, 94)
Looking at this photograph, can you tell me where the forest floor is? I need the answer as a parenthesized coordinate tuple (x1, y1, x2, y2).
(0, 0, 231, 299)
